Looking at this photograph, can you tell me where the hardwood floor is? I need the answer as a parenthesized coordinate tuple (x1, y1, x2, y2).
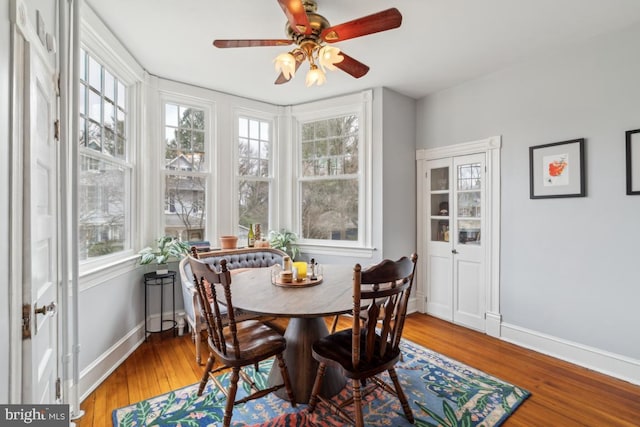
(77, 314, 640, 426)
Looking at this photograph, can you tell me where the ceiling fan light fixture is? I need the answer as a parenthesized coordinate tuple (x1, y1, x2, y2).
(274, 52, 297, 80)
(318, 45, 343, 72)
(305, 64, 326, 87)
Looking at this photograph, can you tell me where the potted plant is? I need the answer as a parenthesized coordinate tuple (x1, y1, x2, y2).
(138, 236, 190, 274)
(268, 229, 300, 260)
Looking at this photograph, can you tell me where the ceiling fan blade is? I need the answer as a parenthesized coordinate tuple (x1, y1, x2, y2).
(213, 39, 293, 48)
(335, 52, 370, 79)
(321, 8, 402, 43)
(275, 56, 304, 85)
(277, 0, 312, 35)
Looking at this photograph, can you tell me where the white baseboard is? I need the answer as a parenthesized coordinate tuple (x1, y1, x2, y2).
(79, 323, 146, 402)
(501, 322, 640, 386)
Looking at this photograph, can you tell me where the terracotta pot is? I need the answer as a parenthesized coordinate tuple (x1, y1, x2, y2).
(219, 235, 238, 249)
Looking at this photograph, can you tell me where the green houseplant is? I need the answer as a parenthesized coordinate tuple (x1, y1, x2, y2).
(268, 229, 300, 260)
(138, 236, 190, 274)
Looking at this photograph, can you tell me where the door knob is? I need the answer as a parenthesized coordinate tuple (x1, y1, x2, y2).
(35, 302, 57, 316)
(451, 249, 458, 254)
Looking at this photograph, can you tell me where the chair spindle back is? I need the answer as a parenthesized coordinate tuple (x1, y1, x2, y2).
(189, 256, 242, 359)
(352, 253, 418, 369)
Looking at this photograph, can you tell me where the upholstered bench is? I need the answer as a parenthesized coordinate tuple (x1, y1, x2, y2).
(178, 247, 287, 364)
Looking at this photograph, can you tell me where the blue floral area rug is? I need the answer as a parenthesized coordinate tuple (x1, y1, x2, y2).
(112, 339, 529, 426)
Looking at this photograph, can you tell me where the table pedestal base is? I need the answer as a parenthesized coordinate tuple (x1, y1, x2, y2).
(268, 317, 346, 404)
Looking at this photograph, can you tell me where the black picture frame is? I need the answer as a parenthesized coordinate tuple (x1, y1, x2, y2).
(529, 138, 585, 199)
(626, 129, 640, 195)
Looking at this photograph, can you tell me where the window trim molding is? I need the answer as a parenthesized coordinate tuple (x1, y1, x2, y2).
(233, 108, 278, 238)
(79, 10, 144, 274)
(290, 90, 373, 254)
(158, 91, 216, 242)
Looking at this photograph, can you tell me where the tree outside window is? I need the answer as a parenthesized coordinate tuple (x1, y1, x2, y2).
(237, 116, 271, 240)
(163, 103, 207, 241)
(299, 115, 360, 241)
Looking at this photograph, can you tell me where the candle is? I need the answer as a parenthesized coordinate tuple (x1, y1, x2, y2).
(293, 261, 307, 279)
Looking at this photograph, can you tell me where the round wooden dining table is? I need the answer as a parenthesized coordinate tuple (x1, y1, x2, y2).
(230, 264, 354, 404)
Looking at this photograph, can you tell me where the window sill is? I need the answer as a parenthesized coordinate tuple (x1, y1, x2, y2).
(79, 253, 140, 291)
(298, 243, 377, 259)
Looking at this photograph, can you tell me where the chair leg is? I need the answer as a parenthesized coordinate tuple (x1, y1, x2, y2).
(352, 378, 364, 427)
(307, 363, 326, 412)
(388, 367, 414, 423)
(223, 367, 240, 427)
(198, 354, 215, 396)
(275, 353, 296, 406)
(330, 315, 340, 333)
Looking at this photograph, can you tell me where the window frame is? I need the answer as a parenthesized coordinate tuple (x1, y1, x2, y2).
(159, 95, 215, 243)
(233, 110, 276, 240)
(78, 15, 144, 276)
(291, 91, 373, 256)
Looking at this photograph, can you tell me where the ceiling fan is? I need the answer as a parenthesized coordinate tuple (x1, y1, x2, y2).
(213, 0, 402, 86)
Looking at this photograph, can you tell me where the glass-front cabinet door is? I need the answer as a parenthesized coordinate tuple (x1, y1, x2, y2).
(429, 166, 450, 243)
(455, 161, 482, 246)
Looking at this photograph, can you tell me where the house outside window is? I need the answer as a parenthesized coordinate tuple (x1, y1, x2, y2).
(163, 102, 207, 241)
(298, 114, 360, 242)
(78, 48, 132, 260)
(237, 116, 272, 241)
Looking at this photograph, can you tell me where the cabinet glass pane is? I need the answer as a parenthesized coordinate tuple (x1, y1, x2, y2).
(431, 219, 450, 242)
(431, 193, 449, 216)
(457, 191, 481, 218)
(431, 167, 449, 191)
(458, 220, 481, 245)
(457, 163, 481, 190)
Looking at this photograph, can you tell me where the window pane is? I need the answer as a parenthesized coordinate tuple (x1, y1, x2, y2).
(78, 154, 128, 260)
(165, 103, 178, 127)
(164, 103, 206, 172)
(104, 99, 115, 129)
(238, 180, 269, 241)
(78, 50, 130, 262)
(301, 179, 359, 241)
(88, 90, 101, 123)
(237, 116, 271, 238)
(79, 49, 87, 81)
(301, 115, 358, 178)
(88, 55, 101, 90)
(164, 175, 206, 241)
(299, 113, 360, 242)
(104, 69, 115, 101)
(116, 81, 125, 109)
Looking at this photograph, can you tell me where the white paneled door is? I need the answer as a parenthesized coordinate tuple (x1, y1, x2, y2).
(451, 154, 485, 330)
(423, 153, 487, 332)
(22, 42, 60, 403)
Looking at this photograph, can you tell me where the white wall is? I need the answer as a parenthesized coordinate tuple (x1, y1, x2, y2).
(417, 22, 640, 376)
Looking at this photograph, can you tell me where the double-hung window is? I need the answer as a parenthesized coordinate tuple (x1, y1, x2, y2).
(294, 92, 372, 250)
(78, 48, 132, 261)
(162, 102, 208, 241)
(237, 115, 273, 240)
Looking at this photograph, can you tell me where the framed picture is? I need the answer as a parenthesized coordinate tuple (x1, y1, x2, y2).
(529, 138, 585, 199)
(626, 129, 640, 195)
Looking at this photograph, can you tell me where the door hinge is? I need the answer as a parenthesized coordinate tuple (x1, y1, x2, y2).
(55, 378, 61, 400)
(54, 119, 60, 141)
(22, 304, 31, 339)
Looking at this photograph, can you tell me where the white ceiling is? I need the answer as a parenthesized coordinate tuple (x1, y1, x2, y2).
(85, 0, 640, 106)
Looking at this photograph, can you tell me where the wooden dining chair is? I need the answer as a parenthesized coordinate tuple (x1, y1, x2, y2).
(192, 258, 296, 427)
(308, 253, 418, 427)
